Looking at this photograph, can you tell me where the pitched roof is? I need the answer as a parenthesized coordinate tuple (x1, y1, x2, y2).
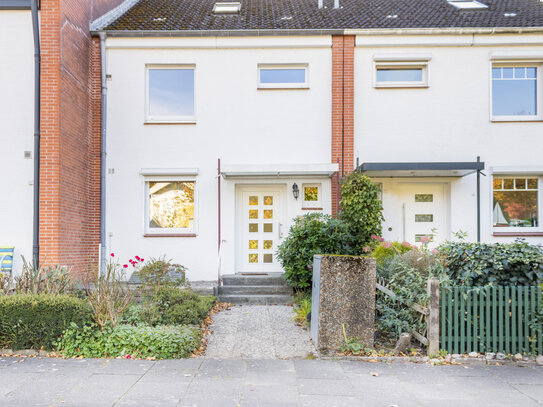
(101, 0, 543, 32)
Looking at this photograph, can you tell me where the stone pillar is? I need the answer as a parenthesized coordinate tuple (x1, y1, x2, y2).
(311, 255, 376, 351)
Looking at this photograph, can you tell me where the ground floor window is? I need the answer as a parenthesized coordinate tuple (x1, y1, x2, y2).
(145, 179, 196, 234)
(493, 176, 539, 228)
(302, 184, 321, 209)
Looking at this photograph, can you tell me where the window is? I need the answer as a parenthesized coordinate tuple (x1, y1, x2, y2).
(493, 177, 539, 229)
(212, 1, 241, 14)
(302, 184, 321, 209)
(146, 66, 195, 122)
(258, 65, 308, 89)
(374, 63, 428, 88)
(447, 0, 488, 10)
(145, 179, 197, 234)
(492, 65, 540, 120)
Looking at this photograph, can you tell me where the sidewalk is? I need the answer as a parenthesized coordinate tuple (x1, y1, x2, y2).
(1, 357, 542, 406)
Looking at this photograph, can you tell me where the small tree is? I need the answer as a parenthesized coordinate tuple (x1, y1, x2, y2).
(339, 172, 384, 252)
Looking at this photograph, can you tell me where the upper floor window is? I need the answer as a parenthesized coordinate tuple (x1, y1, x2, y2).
(146, 66, 195, 123)
(258, 65, 308, 89)
(493, 177, 539, 229)
(374, 62, 428, 88)
(492, 65, 540, 120)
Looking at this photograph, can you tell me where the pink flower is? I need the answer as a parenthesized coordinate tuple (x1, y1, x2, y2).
(382, 241, 392, 249)
(421, 236, 431, 244)
(126, 355, 131, 359)
(363, 246, 372, 253)
(135, 256, 141, 261)
(140, 258, 144, 262)
(123, 264, 128, 268)
(370, 234, 379, 240)
(110, 253, 115, 257)
(401, 241, 411, 248)
(432, 249, 439, 254)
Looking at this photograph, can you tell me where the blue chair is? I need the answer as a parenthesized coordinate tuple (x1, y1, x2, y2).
(0, 247, 14, 276)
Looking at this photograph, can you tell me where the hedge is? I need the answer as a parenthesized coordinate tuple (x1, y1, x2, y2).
(0, 294, 92, 350)
(439, 240, 543, 286)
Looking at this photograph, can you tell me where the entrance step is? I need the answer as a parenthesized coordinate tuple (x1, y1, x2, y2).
(217, 285, 293, 296)
(218, 294, 293, 305)
(217, 273, 293, 304)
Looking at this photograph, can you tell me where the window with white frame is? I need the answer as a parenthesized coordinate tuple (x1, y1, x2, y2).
(492, 65, 541, 120)
(493, 177, 539, 229)
(302, 184, 321, 209)
(145, 178, 197, 234)
(258, 65, 308, 89)
(374, 62, 428, 88)
(146, 66, 195, 122)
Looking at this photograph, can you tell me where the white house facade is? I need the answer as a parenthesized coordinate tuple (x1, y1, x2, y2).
(0, 6, 35, 272)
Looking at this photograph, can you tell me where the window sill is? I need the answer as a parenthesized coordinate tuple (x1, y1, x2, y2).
(302, 207, 323, 210)
(257, 86, 309, 90)
(374, 84, 428, 89)
(144, 233, 197, 238)
(493, 231, 543, 237)
(490, 117, 543, 123)
(144, 120, 196, 125)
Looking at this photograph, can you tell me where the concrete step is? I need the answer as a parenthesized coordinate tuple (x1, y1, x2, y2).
(218, 294, 293, 305)
(221, 274, 287, 287)
(217, 285, 293, 296)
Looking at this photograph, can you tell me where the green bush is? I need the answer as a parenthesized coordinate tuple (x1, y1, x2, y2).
(276, 213, 356, 288)
(439, 240, 543, 286)
(0, 294, 92, 350)
(339, 172, 384, 251)
(136, 256, 186, 289)
(371, 241, 414, 266)
(123, 287, 216, 326)
(56, 323, 201, 359)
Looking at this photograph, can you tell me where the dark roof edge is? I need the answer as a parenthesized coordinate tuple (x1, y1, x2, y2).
(92, 26, 543, 37)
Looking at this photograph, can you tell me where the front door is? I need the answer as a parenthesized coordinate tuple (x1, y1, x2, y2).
(398, 183, 447, 246)
(238, 186, 286, 273)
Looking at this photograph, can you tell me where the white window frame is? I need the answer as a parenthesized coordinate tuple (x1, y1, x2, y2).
(257, 64, 309, 89)
(143, 175, 198, 236)
(490, 175, 542, 233)
(302, 183, 322, 209)
(374, 62, 429, 88)
(145, 64, 196, 124)
(490, 61, 543, 122)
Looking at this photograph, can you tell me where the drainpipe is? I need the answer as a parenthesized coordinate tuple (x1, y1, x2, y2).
(99, 32, 107, 274)
(476, 156, 481, 242)
(31, 0, 40, 266)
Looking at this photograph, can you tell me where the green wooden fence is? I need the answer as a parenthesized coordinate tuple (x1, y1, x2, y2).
(440, 286, 542, 354)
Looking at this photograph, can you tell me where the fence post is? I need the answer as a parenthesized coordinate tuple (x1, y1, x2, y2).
(427, 278, 440, 356)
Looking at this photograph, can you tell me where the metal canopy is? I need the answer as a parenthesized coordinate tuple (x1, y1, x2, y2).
(358, 161, 485, 177)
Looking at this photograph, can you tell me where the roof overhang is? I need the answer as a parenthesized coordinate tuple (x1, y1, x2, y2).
(358, 161, 484, 177)
(221, 163, 338, 178)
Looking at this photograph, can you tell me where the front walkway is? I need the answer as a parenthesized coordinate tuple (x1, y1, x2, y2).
(1, 357, 542, 406)
(204, 305, 316, 359)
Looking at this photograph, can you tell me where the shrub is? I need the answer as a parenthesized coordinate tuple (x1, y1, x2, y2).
(56, 323, 201, 359)
(84, 258, 133, 328)
(124, 287, 216, 327)
(276, 213, 356, 288)
(438, 240, 543, 286)
(136, 256, 186, 290)
(15, 257, 73, 295)
(339, 172, 384, 251)
(371, 240, 414, 266)
(0, 294, 91, 350)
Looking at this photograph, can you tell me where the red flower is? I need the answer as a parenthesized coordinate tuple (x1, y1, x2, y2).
(140, 258, 144, 262)
(123, 264, 128, 268)
(110, 253, 115, 257)
(135, 256, 141, 261)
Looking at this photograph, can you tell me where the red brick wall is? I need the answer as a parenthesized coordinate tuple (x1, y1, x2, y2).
(331, 35, 355, 217)
(40, 0, 122, 275)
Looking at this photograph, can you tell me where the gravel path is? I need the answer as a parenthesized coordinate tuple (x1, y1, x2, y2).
(204, 305, 316, 359)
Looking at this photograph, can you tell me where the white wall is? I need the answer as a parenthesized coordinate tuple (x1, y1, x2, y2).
(354, 34, 543, 244)
(0, 11, 35, 273)
(105, 36, 333, 280)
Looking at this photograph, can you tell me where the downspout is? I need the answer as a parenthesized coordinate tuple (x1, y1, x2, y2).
(31, 0, 40, 266)
(217, 158, 221, 285)
(476, 156, 481, 242)
(99, 32, 107, 274)
(341, 36, 345, 178)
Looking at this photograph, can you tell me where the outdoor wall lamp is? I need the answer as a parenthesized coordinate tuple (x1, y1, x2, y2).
(292, 183, 299, 200)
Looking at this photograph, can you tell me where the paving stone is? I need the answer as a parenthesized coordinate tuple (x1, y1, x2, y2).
(95, 358, 155, 375)
(490, 365, 543, 384)
(246, 359, 295, 373)
(198, 359, 247, 378)
(295, 359, 346, 379)
(116, 380, 189, 406)
(179, 394, 242, 407)
(186, 377, 244, 397)
(243, 384, 299, 403)
(512, 384, 543, 403)
(245, 370, 297, 386)
(298, 378, 355, 396)
(300, 394, 361, 407)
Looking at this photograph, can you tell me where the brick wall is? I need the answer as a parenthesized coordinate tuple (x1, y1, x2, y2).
(331, 35, 355, 217)
(40, 0, 122, 276)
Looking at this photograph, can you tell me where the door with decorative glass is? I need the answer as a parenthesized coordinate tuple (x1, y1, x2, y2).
(238, 187, 285, 273)
(398, 183, 447, 246)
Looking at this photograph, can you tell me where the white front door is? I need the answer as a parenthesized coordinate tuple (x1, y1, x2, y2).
(398, 183, 447, 246)
(237, 186, 286, 273)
